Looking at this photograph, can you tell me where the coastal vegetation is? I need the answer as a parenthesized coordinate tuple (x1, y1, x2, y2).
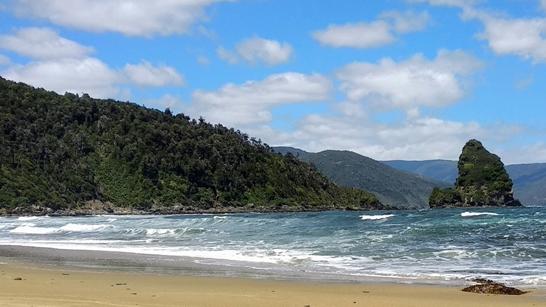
(0, 77, 384, 214)
(275, 147, 444, 209)
(429, 140, 521, 208)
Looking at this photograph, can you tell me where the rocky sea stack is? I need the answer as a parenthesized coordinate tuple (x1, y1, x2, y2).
(429, 139, 522, 208)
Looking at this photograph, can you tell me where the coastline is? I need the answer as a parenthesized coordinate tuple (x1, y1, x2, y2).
(1, 255, 544, 307)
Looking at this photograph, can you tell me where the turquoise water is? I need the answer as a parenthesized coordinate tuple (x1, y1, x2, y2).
(0, 207, 545, 286)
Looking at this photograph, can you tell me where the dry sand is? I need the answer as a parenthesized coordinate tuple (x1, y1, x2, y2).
(0, 262, 545, 307)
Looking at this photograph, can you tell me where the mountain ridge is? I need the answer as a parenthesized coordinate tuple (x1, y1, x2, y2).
(274, 146, 444, 209)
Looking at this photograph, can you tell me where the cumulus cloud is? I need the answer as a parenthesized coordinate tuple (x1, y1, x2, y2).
(336, 50, 482, 113)
(123, 61, 184, 87)
(313, 21, 395, 49)
(11, 0, 223, 37)
(472, 13, 546, 63)
(312, 10, 429, 48)
(0, 27, 92, 60)
(3, 58, 122, 98)
(0, 27, 185, 98)
(259, 111, 489, 161)
(413, 1, 546, 63)
(187, 72, 331, 127)
(217, 37, 293, 65)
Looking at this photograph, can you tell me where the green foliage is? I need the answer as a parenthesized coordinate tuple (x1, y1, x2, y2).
(429, 139, 520, 208)
(429, 187, 460, 208)
(0, 77, 382, 213)
(275, 147, 442, 209)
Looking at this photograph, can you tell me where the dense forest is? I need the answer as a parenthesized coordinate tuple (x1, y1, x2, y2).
(0, 77, 385, 214)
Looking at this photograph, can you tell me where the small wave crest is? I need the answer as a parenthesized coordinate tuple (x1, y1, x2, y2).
(10, 225, 59, 234)
(461, 212, 499, 217)
(17, 216, 40, 221)
(360, 214, 394, 221)
(60, 224, 111, 232)
(145, 228, 177, 236)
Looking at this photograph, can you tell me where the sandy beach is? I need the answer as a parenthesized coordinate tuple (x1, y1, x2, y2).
(0, 260, 544, 307)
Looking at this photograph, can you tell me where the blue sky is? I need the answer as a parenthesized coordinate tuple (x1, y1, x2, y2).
(1, 0, 546, 163)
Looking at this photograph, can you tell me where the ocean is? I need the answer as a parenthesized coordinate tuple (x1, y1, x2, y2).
(0, 207, 545, 286)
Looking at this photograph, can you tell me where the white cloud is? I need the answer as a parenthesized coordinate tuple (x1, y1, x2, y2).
(313, 21, 394, 48)
(218, 37, 293, 65)
(11, 0, 223, 37)
(413, 1, 546, 63)
(3, 58, 122, 98)
(473, 14, 546, 63)
(312, 10, 429, 48)
(123, 61, 184, 87)
(380, 10, 430, 33)
(336, 50, 482, 112)
(0, 27, 92, 60)
(408, 0, 476, 8)
(261, 111, 488, 161)
(145, 94, 185, 112)
(542, 0, 546, 11)
(0, 54, 9, 65)
(188, 72, 331, 127)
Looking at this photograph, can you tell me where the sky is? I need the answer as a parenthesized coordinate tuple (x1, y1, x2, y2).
(1, 0, 546, 164)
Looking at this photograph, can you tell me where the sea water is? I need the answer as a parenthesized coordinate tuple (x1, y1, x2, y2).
(0, 207, 544, 286)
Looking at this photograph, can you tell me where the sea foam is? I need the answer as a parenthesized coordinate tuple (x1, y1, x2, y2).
(360, 214, 394, 220)
(461, 212, 499, 217)
(10, 225, 59, 234)
(59, 224, 111, 232)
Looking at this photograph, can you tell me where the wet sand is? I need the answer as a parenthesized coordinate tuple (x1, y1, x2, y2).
(0, 247, 546, 307)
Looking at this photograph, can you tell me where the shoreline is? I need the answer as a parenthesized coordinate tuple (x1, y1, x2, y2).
(0, 244, 469, 286)
(1, 258, 545, 307)
(1, 244, 545, 290)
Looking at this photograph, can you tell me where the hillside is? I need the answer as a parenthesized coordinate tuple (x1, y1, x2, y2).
(384, 160, 546, 206)
(0, 77, 385, 215)
(274, 147, 442, 209)
(429, 139, 521, 208)
(382, 160, 458, 184)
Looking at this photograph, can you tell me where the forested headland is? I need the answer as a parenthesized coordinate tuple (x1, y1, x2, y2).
(0, 77, 386, 215)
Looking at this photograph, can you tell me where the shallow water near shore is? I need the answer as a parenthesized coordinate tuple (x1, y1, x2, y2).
(0, 207, 545, 287)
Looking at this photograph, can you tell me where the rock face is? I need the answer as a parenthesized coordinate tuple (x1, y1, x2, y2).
(429, 140, 522, 208)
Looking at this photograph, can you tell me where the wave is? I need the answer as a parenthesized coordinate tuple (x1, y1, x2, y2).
(10, 226, 59, 234)
(461, 212, 499, 217)
(17, 216, 40, 221)
(59, 224, 111, 232)
(360, 214, 394, 221)
(145, 228, 177, 236)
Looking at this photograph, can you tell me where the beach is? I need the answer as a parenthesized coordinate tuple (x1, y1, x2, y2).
(1, 260, 545, 307)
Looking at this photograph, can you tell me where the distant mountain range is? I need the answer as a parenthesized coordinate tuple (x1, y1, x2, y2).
(275, 146, 546, 208)
(383, 160, 546, 206)
(274, 147, 446, 209)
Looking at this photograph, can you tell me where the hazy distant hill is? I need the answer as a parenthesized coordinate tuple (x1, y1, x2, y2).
(383, 160, 458, 184)
(383, 160, 546, 206)
(274, 147, 444, 209)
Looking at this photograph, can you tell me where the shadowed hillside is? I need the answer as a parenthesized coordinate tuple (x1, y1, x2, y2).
(275, 147, 445, 209)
